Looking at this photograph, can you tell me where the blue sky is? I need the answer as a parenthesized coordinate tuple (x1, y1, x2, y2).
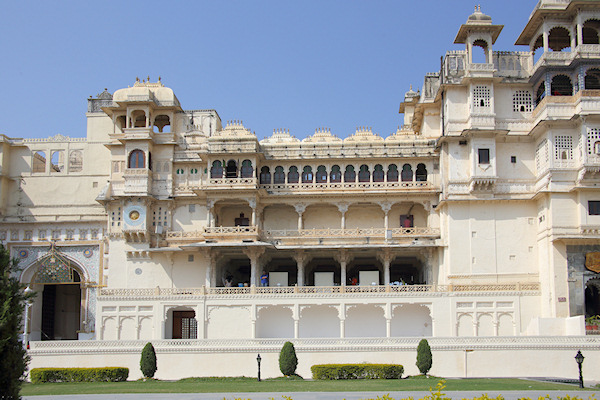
(1, 0, 535, 140)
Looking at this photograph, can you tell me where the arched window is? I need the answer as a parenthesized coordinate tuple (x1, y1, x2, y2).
(259, 166, 271, 184)
(316, 165, 327, 183)
(472, 39, 489, 63)
(387, 164, 399, 182)
(210, 160, 223, 178)
(585, 68, 600, 90)
(344, 165, 356, 182)
(226, 160, 238, 178)
(153, 114, 171, 133)
(241, 160, 253, 178)
(274, 166, 285, 184)
(128, 149, 145, 169)
(330, 165, 341, 183)
(401, 164, 413, 182)
(373, 164, 384, 182)
(131, 110, 147, 128)
(535, 82, 546, 105)
(551, 75, 572, 96)
(288, 166, 299, 183)
(69, 150, 83, 172)
(548, 26, 571, 51)
(176, 168, 185, 175)
(416, 164, 428, 182)
(302, 166, 313, 183)
(583, 20, 600, 44)
(33, 151, 46, 173)
(358, 165, 370, 182)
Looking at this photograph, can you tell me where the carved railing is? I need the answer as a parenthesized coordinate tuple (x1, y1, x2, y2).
(204, 226, 258, 235)
(263, 227, 439, 239)
(99, 282, 540, 298)
(260, 181, 433, 193)
(207, 178, 257, 188)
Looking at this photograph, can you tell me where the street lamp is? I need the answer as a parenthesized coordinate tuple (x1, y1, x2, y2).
(23, 287, 34, 349)
(575, 350, 584, 388)
(256, 354, 262, 382)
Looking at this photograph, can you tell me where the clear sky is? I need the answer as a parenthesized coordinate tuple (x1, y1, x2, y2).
(0, 0, 536, 141)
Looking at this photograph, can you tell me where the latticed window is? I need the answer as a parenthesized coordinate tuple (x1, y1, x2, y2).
(111, 207, 121, 227)
(536, 139, 548, 172)
(513, 90, 532, 112)
(587, 128, 600, 155)
(274, 166, 285, 184)
(554, 135, 573, 160)
(473, 85, 490, 108)
(153, 207, 168, 227)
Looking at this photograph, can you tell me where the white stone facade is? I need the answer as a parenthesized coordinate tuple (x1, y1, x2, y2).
(4, 1, 600, 379)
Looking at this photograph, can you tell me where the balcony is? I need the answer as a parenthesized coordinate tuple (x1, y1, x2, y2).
(204, 177, 257, 191)
(165, 226, 440, 246)
(260, 180, 435, 195)
(99, 282, 540, 299)
(532, 90, 600, 124)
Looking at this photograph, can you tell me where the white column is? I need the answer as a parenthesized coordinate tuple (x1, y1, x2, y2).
(295, 204, 306, 231)
(336, 250, 350, 286)
(339, 305, 346, 338)
(294, 251, 305, 287)
(378, 248, 392, 286)
(244, 247, 266, 287)
(249, 199, 257, 226)
(543, 24, 549, 52)
(337, 203, 348, 230)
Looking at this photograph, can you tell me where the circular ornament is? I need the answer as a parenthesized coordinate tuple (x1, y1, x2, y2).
(18, 249, 28, 258)
(129, 210, 140, 221)
(135, 268, 142, 275)
(83, 248, 93, 258)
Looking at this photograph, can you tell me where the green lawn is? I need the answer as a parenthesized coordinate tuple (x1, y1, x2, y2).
(20, 377, 595, 396)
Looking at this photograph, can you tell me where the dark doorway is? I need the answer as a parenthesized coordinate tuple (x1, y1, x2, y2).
(41, 284, 81, 340)
(172, 310, 197, 339)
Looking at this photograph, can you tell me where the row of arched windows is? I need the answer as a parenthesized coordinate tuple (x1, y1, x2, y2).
(534, 68, 600, 106)
(259, 164, 427, 184)
(532, 21, 600, 55)
(210, 160, 254, 179)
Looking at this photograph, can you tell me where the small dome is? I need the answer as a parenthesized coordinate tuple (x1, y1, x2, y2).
(405, 85, 419, 99)
(467, 5, 492, 23)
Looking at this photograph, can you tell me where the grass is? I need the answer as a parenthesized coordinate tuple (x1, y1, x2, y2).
(20, 376, 598, 396)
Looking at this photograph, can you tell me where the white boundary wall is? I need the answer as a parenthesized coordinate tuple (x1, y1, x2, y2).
(28, 337, 600, 381)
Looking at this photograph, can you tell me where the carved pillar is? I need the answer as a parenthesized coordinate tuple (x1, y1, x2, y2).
(339, 305, 346, 338)
(244, 247, 266, 287)
(207, 200, 216, 227)
(251, 305, 257, 339)
(295, 204, 306, 231)
(248, 199, 257, 226)
(335, 249, 350, 286)
(542, 23, 549, 53)
(576, 13, 583, 47)
(337, 203, 348, 230)
(380, 202, 392, 233)
(294, 250, 306, 287)
(293, 305, 300, 339)
(385, 304, 392, 338)
(378, 248, 392, 286)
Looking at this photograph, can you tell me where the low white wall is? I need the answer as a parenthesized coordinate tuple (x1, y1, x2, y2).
(28, 337, 600, 381)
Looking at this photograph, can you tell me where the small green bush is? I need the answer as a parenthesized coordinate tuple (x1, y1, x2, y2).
(140, 342, 157, 379)
(311, 363, 403, 380)
(30, 367, 128, 383)
(416, 338, 432, 375)
(279, 341, 298, 376)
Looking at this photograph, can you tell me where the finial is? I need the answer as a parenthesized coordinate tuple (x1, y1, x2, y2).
(158, 76, 161, 82)
(410, 84, 413, 90)
(147, 75, 150, 82)
(136, 76, 140, 82)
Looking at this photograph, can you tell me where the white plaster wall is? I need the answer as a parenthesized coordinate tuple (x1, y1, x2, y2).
(447, 141, 471, 181)
(495, 141, 535, 180)
(263, 205, 297, 230)
(219, 205, 252, 226)
(298, 305, 339, 338)
(256, 306, 294, 338)
(346, 205, 384, 229)
(391, 304, 432, 337)
(172, 204, 208, 231)
(207, 306, 252, 339)
(303, 205, 340, 229)
(345, 305, 386, 337)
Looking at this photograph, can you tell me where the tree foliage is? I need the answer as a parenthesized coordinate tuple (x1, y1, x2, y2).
(0, 243, 33, 399)
(140, 342, 157, 379)
(278, 341, 298, 376)
(416, 338, 432, 375)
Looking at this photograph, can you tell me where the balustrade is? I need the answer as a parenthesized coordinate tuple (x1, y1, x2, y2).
(99, 282, 540, 298)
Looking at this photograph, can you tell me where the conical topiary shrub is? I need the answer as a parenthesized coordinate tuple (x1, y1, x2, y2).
(279, 341, 298, 376)
(416, 338, 432, 375)
(140, 342, 157, 379)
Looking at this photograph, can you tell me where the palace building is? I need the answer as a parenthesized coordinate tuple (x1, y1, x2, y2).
(4, 0, 600, 379)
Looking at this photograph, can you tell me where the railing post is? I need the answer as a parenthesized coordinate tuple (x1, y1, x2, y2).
(448, 284, 453, 292)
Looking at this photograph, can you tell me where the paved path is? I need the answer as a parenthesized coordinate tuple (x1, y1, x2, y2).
(23, 391, 600, 400)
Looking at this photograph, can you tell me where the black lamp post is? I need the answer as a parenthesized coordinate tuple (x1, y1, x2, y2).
(575, 350, 584, 388)
(256, 353, 262, 382)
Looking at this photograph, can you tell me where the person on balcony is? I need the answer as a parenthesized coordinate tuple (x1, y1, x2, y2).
(260, 271, 269, 287)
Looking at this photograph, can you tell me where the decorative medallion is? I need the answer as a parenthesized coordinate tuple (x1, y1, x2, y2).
(124, 205, 145, 227)
(585, 252, 600, 273)
(18, 249, 28, 259)
(135, 268, 142, 275)
(83, 248, 93, 258)
(129, 210, 140, 221)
